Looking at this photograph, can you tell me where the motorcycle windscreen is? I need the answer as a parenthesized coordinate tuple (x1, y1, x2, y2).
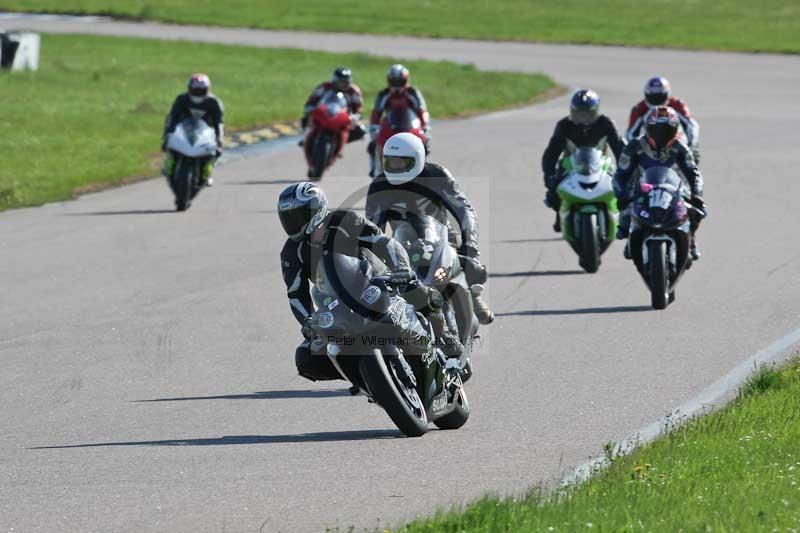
(321, 90, 348, 117)
(387, 107, 419, 131)
(392, 215, 454, 285)
(571, 147, 603, 176)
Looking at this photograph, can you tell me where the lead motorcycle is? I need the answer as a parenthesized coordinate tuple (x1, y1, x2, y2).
(627, 166, 706, 309)
(556, 147, 619, 273)
(165, 116, 218, 211)
(304, 91, 353, 180)
(392, 214, 480, 382)
(306, 252, 469, 437)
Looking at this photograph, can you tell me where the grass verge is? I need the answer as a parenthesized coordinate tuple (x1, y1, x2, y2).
(0, 34, 554, 211)
(1, 1, 798, 54)
(398, 359, 800, 531)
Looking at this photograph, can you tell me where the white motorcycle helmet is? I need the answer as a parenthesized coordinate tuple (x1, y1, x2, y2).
(382, 132, 425, 185)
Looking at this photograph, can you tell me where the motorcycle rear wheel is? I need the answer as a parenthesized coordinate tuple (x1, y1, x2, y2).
(649, 240, 670, 310)
(359, 350, 428, 437)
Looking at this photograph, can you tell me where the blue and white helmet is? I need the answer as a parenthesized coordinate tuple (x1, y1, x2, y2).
(278, 182, 329, 241)
(569, 89, 600, 126)
(644, 77, 671, 106)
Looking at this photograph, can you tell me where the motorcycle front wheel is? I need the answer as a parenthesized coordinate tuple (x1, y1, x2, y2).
(172, 157, 194, 212)
(578, 212, 601, 274)
(309, 132, 332, 181)
(359, 349, 428, 437)
(648, 240, 670, 310)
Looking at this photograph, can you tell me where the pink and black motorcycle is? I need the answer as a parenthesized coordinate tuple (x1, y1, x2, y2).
(304, 91, 352, 180)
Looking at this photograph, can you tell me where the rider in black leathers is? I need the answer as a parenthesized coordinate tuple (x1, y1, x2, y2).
(542, 89, 625, 231)
(366, 132, 494, 326)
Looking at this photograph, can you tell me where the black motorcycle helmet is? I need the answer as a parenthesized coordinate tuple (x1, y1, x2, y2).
(332, 66, 352, 91)
(278, 182, 329, 241)
(569, 89, 600, 126)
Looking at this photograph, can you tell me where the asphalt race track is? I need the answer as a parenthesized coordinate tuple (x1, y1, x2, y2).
(2, 15, 800, 532)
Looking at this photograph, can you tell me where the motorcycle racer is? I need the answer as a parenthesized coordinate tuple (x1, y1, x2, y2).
(367, 64, 430, 176)
(278, 182, 461, 382)
(542, 89, 626, 232)
(614, 106, 705, 260)
(162, 73, 224, 186)
(366, 132, 495, 326)
(301, 66, 366, 143)
(627, 77, 701, 163)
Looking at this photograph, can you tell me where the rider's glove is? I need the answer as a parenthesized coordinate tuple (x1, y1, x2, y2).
(389, 269, 414, 286)
(457, 243, 480, 259)
(368, 124, 380, 140)
(301, 316, 316, 340)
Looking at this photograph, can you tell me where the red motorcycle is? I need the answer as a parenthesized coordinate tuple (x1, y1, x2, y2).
(372, 107, 428, 177)
(304, 91, 352, 180)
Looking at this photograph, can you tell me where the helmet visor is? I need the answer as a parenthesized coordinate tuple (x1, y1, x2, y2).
(279, 206, 312, 240)
(388, 76, 406, 88)
(645, 92, 668, 106)
(570, 108, 598, 125)
(383, 155, 417, 173)
(647, 123, 678, 148)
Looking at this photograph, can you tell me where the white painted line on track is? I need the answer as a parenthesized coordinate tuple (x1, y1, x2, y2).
(564, 325, 800, 485)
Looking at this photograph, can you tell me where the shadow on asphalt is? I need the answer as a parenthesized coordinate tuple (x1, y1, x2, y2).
(489, 269, 584, 278)
(65, 209, 174, 216)
(491, 237, 562, 244)
(30, 429, 402, 449)
(497, 305, 651, 317)
(132, 388, 351, 402)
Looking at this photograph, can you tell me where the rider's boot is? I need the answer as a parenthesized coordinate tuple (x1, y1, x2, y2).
(623, 240, 632, 260)
(553, 211, 561, 233)
(472, 292, 494, 325)
(428, 310, 463, 358)
(690, 237, 701, 261)
(202, 159, 215, 187)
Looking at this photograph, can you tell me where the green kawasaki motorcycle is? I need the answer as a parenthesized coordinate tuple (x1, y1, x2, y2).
(556, 147, 619, 273)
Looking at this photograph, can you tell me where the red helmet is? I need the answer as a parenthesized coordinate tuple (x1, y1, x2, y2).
(644, 76, 671, 106)
(645, 106, 680, 150)
(387, 64, 409, 90)
(188, 73, 211, 102)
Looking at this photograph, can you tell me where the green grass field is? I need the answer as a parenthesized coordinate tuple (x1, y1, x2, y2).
(1, 0, 798, 53)
(0, 34, 553, 211)
(398, 360, 800, 531)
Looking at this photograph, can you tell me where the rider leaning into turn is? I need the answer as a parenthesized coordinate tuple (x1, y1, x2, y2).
(162, 73, 224, 186)
(366, 132, 495, 326)
(367, 64, 430, 176)
(541, 89, 626, 232)
(614, 106, 705, 260)
(627, 76, 701, 163)
(301, 66, 366, 143)
(278, 182, 463, 382)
